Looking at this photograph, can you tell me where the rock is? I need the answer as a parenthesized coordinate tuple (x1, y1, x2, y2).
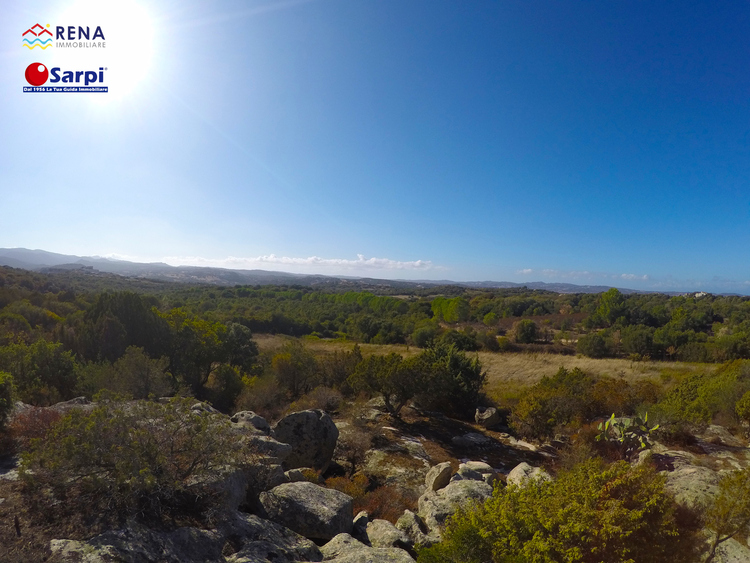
(50, 521, 224, 563)
(451, 432, 492, 448)
(461, 461, 494, 474)
(366, 519, 411, 549)
(50, 511, 323, 563)
(712, 536, 750, 563)
(395, 510, 431, 547)
(663, 462, 722, 509)
(49, 396, 94, 415)
(191, 402, 220, 415)
(222, 512, 323, 562)
(274, 410, 339, 472)
(352, 511, 370, 544)
(425, 462, 452, 491)
(247, 434, 293, 463)
(507, 462, 551, 487)
(259, 481, 353, 541)
(231, 410, 272, 435)
(321, 533, 415, 563)
(454, 465, 484, 481)
(417, 480, 493, 536)
(475, 407, 501, 428)
(285, 468, 307, 482)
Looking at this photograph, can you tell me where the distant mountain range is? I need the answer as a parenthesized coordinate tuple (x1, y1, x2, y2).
(0, 247, 675, 294)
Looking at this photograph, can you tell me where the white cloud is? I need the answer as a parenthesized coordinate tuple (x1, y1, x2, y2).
(105, 253, 436, 272)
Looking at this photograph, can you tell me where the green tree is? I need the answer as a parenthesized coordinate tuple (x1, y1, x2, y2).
(0, 340, 77, 405)
(272, 340, 318, 399)
(703, 468, 750, 563)
(595, 287, 626, 327)
(416, 343, 486, 416)
(418, 459, 702, 563)
(0, 371, 14, 432)
(513, 319, 537, 344)
(349, 353, 425, 416)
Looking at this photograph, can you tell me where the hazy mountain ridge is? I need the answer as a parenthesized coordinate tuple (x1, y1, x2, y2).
(0, 248, 675, 294)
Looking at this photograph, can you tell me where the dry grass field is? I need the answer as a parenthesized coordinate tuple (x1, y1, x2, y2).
(253, 333, 714, 404)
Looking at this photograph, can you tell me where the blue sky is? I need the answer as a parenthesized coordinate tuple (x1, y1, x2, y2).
(2, 1, 750, 292)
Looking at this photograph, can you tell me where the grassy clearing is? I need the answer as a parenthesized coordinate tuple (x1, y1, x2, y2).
(253, 334, 715, 405)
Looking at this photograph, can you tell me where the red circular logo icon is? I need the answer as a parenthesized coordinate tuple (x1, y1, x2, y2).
(25, 62, 48, 86)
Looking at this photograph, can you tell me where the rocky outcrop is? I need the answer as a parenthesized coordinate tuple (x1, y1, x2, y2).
(395, 510, 431, 548)
(259, 481, 353, 541)
(321, 533, 415, 562)
(273, 410, 339, 472)
(50, 512, 323, 563)
(451, 432, 492, 448)
(507, 462, 551, 486)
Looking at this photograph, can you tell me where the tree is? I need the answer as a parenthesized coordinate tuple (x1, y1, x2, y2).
(513, 319, 537, 344)
(703, 468, 750, 563)
(0, 372, 13, 432)
(416, 343, 486, 416)
(272, 340, 318, 399)
(348, 353, 425, 416)
(418, 459, 702, 563)
(595, 287, 626, 327)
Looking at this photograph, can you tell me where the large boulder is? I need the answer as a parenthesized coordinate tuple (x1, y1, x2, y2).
(273, 410, 339, 472)
(321, 533, 415, 563)
(506, 462, 551, 487)
(50, 512, 323, 563)
(260, 481, 353, 541)
(395, 510, 432, 548)
(246, 434, 293, 463)
(417, 480, 493, 536)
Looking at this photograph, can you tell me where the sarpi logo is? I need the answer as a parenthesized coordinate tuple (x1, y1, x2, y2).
(24, 62, 108, 93)
(22, 23, 53, 50)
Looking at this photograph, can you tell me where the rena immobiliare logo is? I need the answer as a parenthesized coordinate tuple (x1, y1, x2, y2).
(24, 62, 108, 93)
(22, 22, 106, 50)
(22, 23, 53, 50)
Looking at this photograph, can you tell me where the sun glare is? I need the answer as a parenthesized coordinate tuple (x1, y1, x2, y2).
(53, 0, 155, 102)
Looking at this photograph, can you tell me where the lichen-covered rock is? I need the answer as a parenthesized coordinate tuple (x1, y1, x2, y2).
(507, 462, 551, 487)
(231, 410, 272, 435)
(424, 461, 452, 491)
(259, 481, 353, 541)
(417, 480, 493, 536)
(395, 510, 431, 547)
(321, 533, 415, 563)
(366, 519, 411, 549)
(222, 512, 323, 562)
(247, 434, 293, 463)
(273, 410, 339, 472)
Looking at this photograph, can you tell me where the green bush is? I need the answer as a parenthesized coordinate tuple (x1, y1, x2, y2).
(513, 319, 537, 344)
(21, 397, 251, 525)
(418, 459, 702, 563)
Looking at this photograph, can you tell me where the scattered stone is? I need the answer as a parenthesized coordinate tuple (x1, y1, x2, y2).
(506, 462, 551, 487)
(259, 482, 353, 541)
(274, 410, 339, 472)
(230, 411, 272, 435)
(475, 407, 501, 428)
(425, 462, 452, 491)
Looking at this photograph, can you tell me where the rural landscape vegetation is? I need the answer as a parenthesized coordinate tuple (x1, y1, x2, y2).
(2, 259, 750, 561)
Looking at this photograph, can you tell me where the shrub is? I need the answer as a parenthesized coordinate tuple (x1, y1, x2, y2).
(0, 371, 14, 430)
(512, 319, 537, 344)
(357, 484, 417, 524)
(288, 386, 343, 414)
(21, 397, 251, 526)
(7, 406, 61, 452)
(418, 459, 703, 563)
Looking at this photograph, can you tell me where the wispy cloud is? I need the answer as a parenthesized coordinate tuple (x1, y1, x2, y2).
(105, 253, 436, 272)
